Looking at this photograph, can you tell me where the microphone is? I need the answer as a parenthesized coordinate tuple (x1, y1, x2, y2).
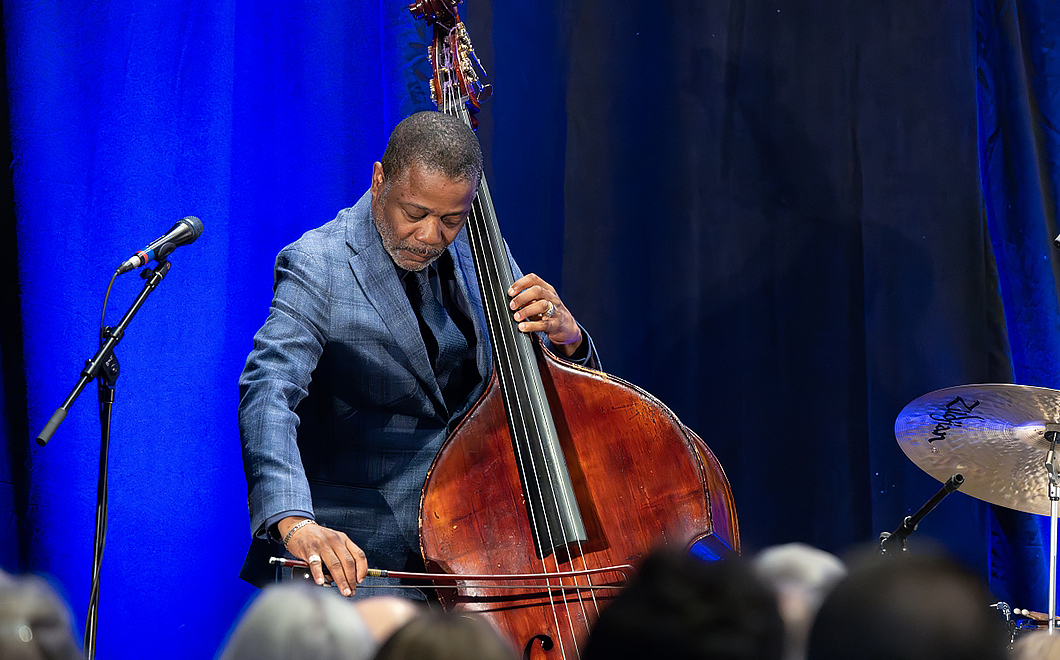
(117, 216, 203, 274)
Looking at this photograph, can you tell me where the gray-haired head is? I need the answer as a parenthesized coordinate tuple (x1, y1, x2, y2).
(381, 111, 482, 188)
(1012, 630, 1060, 660)
(754, 544, 847, 660)
(754, 543, 846, 595)
(219, 583, 376, 660)
(0, 572, 81, 660)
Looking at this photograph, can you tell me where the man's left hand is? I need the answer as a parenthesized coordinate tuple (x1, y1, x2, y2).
(508, 273, 583, 357)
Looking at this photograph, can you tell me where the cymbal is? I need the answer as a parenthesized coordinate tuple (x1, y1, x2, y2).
(894, 384, 1060, 516)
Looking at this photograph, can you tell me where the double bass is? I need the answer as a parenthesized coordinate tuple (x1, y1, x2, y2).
(412, 3, 740, 657)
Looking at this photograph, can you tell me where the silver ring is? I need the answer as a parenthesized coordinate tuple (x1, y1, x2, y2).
(307, 554, 322, 564)
(544, 300, 556, 318)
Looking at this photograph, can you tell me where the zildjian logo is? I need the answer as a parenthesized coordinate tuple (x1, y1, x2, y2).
(927, 396, 983, 443)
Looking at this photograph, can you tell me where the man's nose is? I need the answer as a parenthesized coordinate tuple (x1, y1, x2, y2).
(414, 218, 444, 245)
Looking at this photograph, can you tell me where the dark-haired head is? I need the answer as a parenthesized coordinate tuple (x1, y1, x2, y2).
(582, 550, 784, 660)
(369, 111, 483, 271)
(371, 610, 515, 660)
(806, 552, 1009, 660)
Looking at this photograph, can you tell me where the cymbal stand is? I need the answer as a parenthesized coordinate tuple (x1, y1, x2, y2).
(1045, 426, 1060, 634)
(877, 473, 964, 554)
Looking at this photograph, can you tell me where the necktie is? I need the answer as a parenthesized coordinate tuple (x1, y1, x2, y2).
(412, 266, 471, 414)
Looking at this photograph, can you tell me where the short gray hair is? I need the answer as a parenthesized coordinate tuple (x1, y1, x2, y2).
(219, 583, 375, 660)
(381, 111, 482, 186)
(0, 572, 81, 660)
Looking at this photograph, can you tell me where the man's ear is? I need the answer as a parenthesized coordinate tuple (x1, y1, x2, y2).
(370, 162, 385, 201)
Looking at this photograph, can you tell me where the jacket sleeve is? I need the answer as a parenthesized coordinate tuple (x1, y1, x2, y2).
(238, 243, 331, 538)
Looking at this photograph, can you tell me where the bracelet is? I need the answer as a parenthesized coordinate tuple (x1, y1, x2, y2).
(282, 519, 317, 548)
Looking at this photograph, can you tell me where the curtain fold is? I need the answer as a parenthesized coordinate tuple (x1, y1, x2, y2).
(3, 2, 432, 655)
(977, 0, 1060, 610)
(560, 0, 1003, 571)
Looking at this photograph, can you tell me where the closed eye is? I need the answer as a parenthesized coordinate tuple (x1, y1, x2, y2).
(404, 208, 428, 220)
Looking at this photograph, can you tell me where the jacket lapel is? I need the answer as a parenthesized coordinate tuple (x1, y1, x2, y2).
(449, 233, 493, 391)
(344, 193, 446, 417)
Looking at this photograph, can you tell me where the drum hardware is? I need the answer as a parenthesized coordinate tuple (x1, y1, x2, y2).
(895, 384, 1060, 633)
(990, 602, 1054, 647)
(991, 600, 1012, 623)
(877, 473, 964, 554)
(1012, 607, 1060, 625)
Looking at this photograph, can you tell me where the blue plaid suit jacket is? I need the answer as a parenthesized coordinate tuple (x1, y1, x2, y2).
(237, 191, 597, 588)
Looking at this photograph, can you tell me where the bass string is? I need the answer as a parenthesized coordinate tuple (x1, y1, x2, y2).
(430, 34, 597, 656)
(465, 189, 582, 659)
(436, 55, 572, 631)
(433, 29, 602, 651)
(468, 175, 604, 634)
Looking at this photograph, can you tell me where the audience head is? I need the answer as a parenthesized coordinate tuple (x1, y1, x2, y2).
(806, 552, 1008, 660)
(220, 583, 400, 660)
(350, 596, 421, 645)
(581, 549, 784, 660)
(754, 543, 846, 660)
(0, 571, 81, 660)
(1012, 629, 1060, 660)
(371, 610, 515, 660)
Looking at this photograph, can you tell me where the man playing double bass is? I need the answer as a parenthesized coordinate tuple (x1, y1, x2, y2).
(237, 111, 600, 598)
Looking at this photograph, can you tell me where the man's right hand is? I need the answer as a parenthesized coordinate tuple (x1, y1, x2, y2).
(277, 516, 367, 597)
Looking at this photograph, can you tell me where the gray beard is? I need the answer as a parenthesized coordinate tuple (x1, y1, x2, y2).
(372, 205, 444, 272)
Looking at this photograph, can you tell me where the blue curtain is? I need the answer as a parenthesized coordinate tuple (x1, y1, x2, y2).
(3, 1, 1060, 658)
(2, 1, 434, 656)
(978, 0, 1060, 608)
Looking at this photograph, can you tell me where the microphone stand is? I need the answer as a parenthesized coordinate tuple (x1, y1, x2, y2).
(35, 260, 173, 660)
(878, 473, 964, 554)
